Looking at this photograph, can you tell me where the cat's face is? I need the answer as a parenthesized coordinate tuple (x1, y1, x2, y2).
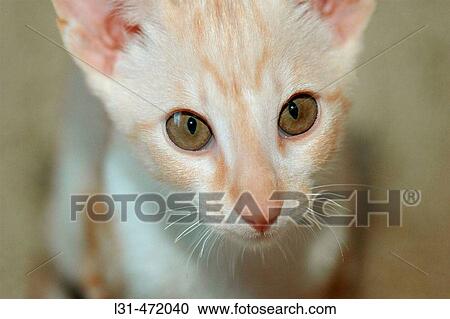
(54, 0, 374, 242)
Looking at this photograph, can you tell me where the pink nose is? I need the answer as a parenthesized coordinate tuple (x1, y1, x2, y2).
(241, 205, 282, 233)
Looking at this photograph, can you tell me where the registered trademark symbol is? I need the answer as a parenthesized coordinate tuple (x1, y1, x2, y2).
(402, 190, 421, 206)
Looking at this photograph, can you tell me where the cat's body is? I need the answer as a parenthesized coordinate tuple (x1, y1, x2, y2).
(45, 0, 374, 298)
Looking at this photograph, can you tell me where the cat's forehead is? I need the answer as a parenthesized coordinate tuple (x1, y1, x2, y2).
(158, 0, 321, 56)
(142, 0, 332, 102)
(161, 0, 274, 39)
(161, 0, 276, 70)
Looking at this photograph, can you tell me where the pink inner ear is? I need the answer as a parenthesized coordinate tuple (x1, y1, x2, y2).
(54, 0, 141, 74)
(311, 0, 374, 45)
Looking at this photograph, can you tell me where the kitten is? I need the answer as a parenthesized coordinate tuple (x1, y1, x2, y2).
(47, 0, 374, 298)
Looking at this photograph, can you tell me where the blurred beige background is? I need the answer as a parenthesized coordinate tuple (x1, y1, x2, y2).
(1, 0, 449, 298)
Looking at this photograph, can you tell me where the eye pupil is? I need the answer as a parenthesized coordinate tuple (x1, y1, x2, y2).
(187, 117, 197, 135)
(288, 102, 299, 120)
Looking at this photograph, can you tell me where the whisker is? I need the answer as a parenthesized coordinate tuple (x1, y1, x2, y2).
(327, 226, 345, 261)
(187, 229, 211, 265)
(306, 205, 348, 262)
(215, 236, 225, 269)
(303, 222, 319, 240)
(175, 220, 201, 243)
(314, 198, 351, 213)
(164, 211, 197, 230)
(311, 183, 383, 191)
(316, 203, 344, 215)
(240, 245, 247, 263)
(260, 246, 265, 266)
(275, 240, 288, 262)
(307, 206, 339, 220)
(304, 210, 322, 230)
(199, 229, 214, 259)
(305, 192, 348, 199)
(230, 246, 237, 280)
(206, 233, 221, 268)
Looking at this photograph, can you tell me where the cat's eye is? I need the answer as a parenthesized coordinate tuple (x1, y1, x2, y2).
(166, 111, 212, 151)
(278, 94, 318, 136)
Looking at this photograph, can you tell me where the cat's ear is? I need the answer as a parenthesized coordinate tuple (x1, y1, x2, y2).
(310, 0, 375, 46)
(52, 0, 142, 75)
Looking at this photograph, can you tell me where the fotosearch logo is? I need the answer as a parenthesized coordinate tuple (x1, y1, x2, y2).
(70, 186, 421, 227)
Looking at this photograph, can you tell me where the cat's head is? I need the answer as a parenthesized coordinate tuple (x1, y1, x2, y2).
(54, 0, 374, 242)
